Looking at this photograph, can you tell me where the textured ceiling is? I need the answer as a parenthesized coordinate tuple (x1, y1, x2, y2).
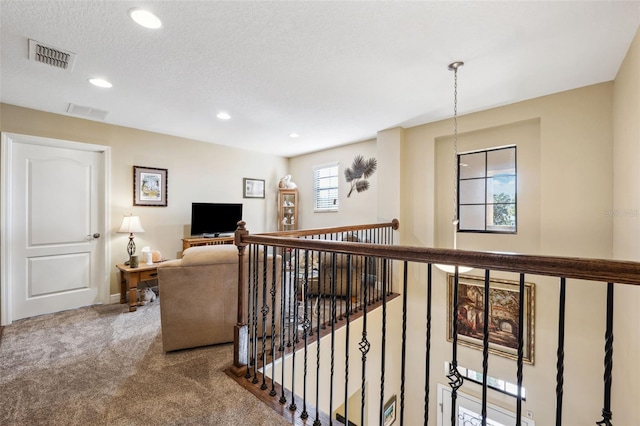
(1, 1, 639, 157)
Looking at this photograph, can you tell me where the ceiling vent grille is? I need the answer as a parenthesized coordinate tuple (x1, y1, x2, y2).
(67, 104, 110, 121)
(28, 39, 76, 71)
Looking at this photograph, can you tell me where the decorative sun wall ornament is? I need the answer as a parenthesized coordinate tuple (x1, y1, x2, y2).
(344, 155, 377, 197)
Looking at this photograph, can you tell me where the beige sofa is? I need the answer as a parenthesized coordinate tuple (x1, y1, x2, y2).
(157, 244, 281, 352)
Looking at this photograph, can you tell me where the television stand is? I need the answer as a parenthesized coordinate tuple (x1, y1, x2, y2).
(202, 232, 233, 238)
(182, 236, 234, 251)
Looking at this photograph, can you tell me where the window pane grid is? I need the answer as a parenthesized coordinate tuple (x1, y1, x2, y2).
(458, 146, 516, 233)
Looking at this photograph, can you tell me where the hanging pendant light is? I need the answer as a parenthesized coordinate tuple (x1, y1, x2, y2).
(436, 61, 473, 274)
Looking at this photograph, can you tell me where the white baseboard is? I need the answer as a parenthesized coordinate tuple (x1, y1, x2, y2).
(109, 293, 121, 304)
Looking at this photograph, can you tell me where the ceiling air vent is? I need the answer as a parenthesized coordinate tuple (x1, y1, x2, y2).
(67, 104, 110, 121)
(28, 39, 77, 71)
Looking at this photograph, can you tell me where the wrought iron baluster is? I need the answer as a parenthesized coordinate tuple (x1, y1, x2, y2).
(307, 246, 315, 336)
(269, 247, 278, 397)
(278, 249, 286, 352)
(387, 254, 392, 297)
(329, 252, 337, 424)
(379, 259, 388, 426)
(360, 253, 371, 426)
(301, 251, 310, 420)
(424, 264, 432, 426)
(516, 273, 525, 426)
(279, 249, 288, 405)
(321, 250, 328, 329)
(375, 228, 382, 302)
(286, 250, 297, 348)
(288, 250, 299, 412)
(596, 282, 615, 426)
(251, 245, 260, 383)
(482, 270, 490, 426)
(556, 277, 566, 426)
(260, 247, 269, 390)
(314, 251, 323, 426)
(448, 267, 464, 426)
(400, 261, 408, 426)
(343, 254, 352, 425)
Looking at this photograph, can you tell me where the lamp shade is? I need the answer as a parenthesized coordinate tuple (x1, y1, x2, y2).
(118, 215, 145, 233)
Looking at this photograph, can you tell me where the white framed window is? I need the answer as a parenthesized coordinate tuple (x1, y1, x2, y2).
(458, 146, 517, 233)
(314, 163, 339, 212)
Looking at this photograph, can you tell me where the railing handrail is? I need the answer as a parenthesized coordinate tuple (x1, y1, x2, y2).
(254, 218, 400, 238)
(238, 233, 640, 286)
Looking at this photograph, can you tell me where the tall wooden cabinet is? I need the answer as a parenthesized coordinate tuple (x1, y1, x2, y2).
(278, 188, 298, 231)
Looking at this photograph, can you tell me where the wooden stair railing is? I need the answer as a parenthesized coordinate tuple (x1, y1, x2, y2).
(230, 220, 399, 379)
(230, 219, 640, 426)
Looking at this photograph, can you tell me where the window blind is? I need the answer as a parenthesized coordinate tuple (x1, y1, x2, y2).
(314, 163, 339, 211)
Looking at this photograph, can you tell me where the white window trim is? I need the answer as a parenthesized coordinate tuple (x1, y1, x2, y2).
(313, 162, 339, 212)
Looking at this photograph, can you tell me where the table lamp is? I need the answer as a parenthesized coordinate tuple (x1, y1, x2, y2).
(118, 214, 145, 265)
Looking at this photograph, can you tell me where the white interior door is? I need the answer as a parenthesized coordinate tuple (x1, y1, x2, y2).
(1, 133, 109, 324)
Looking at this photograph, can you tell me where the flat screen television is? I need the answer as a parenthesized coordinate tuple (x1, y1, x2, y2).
(190, 202, 243, 237)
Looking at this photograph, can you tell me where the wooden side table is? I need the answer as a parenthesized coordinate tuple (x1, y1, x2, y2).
(116, 263, 159, 312)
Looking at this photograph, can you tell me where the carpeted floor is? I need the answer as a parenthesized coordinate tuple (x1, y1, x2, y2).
(0, 301, 290, 426)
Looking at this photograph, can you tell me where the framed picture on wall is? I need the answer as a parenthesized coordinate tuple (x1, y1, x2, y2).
(243, 178, 265, 199)
(447, 274, 535, 364)
(383, 395, 397, 426)
(133, 165, 168, 207)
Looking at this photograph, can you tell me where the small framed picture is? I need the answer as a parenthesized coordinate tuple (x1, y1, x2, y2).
(243, 178, 265, 199)
(133, 166, 168, 207)
(383, 395, 397, 426)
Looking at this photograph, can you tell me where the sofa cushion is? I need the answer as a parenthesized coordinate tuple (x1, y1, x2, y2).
(174, 244, 239, 267)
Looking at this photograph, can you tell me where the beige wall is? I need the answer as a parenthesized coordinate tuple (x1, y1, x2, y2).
(403, 82, 614, 258)
(376, 127, 403, 225)
(612, 27, 640, 426)
(402, 82, 616, 425)
(0, 104, 288, 295)
(434, 119, 541, 254)
(288, 138, 378, 229)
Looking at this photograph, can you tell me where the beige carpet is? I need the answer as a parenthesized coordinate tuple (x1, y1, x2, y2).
(0, 301, 290, 426)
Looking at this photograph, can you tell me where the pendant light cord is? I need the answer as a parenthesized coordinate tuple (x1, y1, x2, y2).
(448, 61, 464, 249)
(452, 65, 459, 225)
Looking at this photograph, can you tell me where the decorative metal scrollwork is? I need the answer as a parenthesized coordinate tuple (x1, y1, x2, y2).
(447, 362, 464, 392)
(596, 409, 613, 426)
(301, 317, 311, 335)
(260, 304, 270, 317)
(359, 333, 371, 360)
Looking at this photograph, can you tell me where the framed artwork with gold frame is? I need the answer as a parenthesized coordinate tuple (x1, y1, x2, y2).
(447, 274, 535, 364)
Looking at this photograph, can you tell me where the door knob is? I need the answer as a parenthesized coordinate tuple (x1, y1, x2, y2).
(92, 233, 101, 239)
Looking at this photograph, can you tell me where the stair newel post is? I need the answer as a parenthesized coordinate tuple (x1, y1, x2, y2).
(231, 221, 249, 377)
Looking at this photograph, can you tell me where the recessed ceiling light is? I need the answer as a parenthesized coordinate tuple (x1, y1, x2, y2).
(288, 133, 300, 138)
(216, 112, 231, 120)
(128, 8, 162, 29)
(88, 78, 112, 88)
